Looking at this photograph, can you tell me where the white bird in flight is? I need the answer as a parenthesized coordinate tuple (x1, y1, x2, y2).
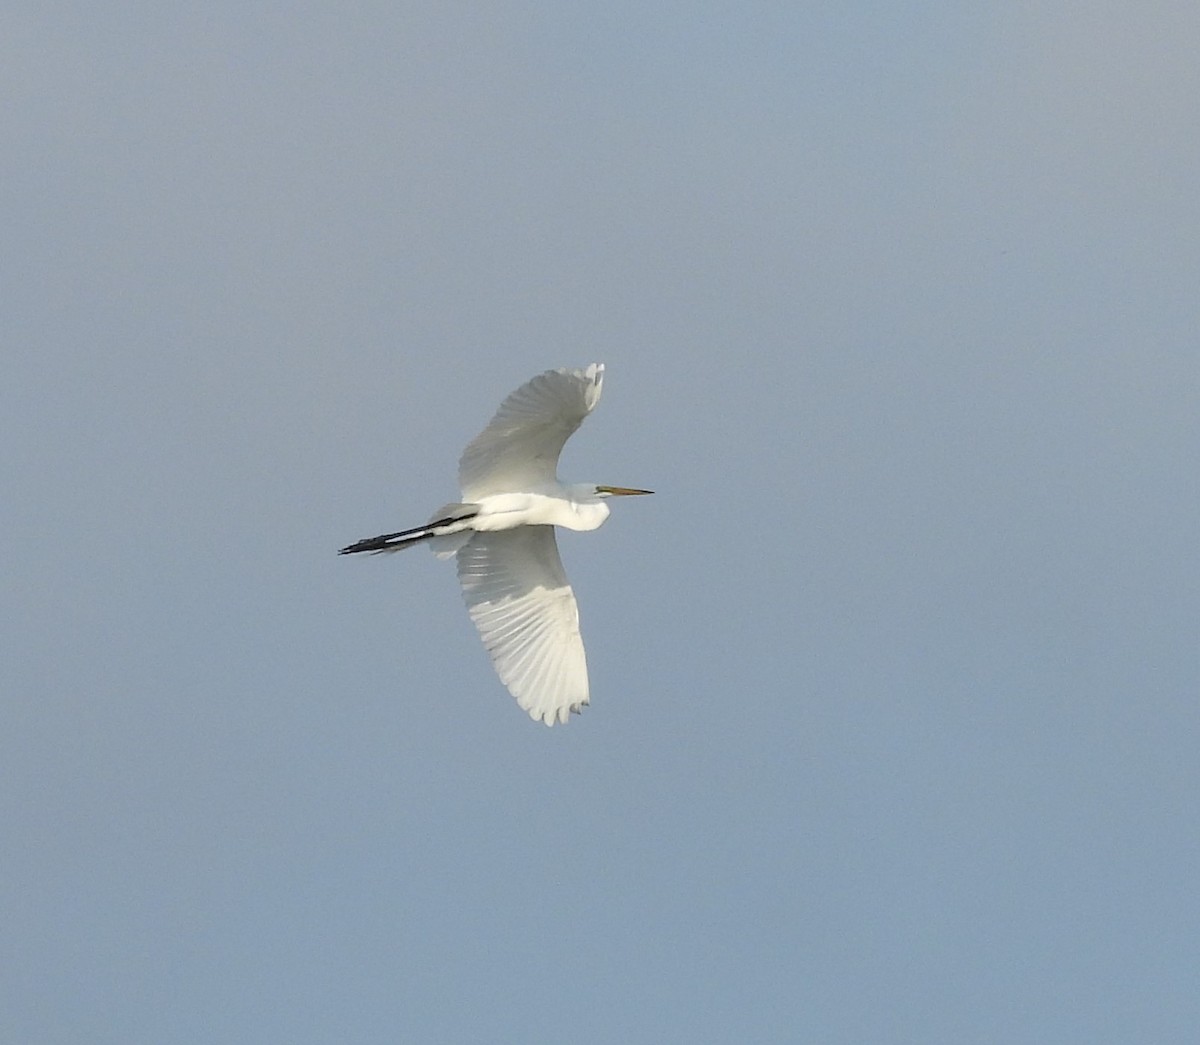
(340, 364, 652, 725)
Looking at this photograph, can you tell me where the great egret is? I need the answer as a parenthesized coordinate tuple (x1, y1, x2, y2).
(340, 364, 652, 725)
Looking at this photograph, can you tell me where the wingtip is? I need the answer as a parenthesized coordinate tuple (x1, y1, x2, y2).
(525, 699, 589, 727)
(563, 362, 603, 383)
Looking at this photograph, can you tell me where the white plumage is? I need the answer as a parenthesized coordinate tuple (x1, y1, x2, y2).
(456, 528, 586, 724)
(340, 364, 651, 725)
(458, 364, 606, 500)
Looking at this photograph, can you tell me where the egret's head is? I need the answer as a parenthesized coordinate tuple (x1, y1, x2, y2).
(594, 485, 654, 498)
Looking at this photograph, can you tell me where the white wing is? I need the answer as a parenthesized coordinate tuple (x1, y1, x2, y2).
(458, 364, 604, 500)
(456, 527, 589, 725)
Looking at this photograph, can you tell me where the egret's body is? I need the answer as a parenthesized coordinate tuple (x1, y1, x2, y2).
(448, 487, 612, 533)
(340, 364, 651, 725)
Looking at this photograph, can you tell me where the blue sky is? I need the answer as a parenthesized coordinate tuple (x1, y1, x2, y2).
(3, 4, 1198, 1042)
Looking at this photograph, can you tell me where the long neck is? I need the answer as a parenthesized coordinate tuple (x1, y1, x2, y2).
(559, 485, 610, 532)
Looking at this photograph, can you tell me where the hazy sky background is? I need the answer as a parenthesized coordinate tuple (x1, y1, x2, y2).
(4, 4, 1198, 1042)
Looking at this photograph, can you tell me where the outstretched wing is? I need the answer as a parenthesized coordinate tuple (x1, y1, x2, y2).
(456, 527, 589, 725)
(457, 364, 604, 500)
